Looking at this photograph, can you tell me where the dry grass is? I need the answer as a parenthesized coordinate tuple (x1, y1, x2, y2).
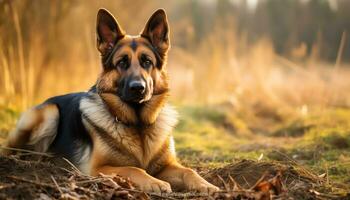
(1, 1, 349, 112)
(0, 154, 336, 200)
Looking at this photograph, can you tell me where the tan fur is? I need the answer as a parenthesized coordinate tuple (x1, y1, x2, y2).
(100, 93, 138, 124)
(80, 93, 177, 170)
(96, 70, 120, 93)
(140, 92, 168, 124)
(81, 93, 178, 192)
(110, 37, 158, 66)
(2, 104, 59, 155)
(156, 163, 219, 193)
(153, 70, 169, 95)
(93, 165, 172, 193)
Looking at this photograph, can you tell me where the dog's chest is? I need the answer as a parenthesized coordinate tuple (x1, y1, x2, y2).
(80, 93, 178, 169)
(112, 124, 170, 168)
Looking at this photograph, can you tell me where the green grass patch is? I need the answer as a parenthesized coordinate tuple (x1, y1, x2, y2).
(174, 104, 350, 193)
(0, 106, 20, 139)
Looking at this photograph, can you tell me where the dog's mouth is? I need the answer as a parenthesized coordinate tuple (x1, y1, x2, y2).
(121, 95, 146, 104)
(120, 91, 153, 104)
(116, 87, 148, 104)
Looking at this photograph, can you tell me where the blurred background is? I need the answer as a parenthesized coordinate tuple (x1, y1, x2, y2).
(1, 0, 350, 190)
(1, 0, 349, 108)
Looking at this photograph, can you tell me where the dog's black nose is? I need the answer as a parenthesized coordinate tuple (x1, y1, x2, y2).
(129, 80, 146, 94)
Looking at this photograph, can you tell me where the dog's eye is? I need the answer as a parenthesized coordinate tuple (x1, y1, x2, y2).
(140, 55, 153, 69)
(117, 56, 129, 69)
(143, 60, 152, 68)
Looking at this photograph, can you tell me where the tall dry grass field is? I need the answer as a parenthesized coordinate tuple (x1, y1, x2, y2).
(0, 0, 349, 123)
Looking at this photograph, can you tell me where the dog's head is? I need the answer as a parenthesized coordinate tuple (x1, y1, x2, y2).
(95, 8, 170, 104)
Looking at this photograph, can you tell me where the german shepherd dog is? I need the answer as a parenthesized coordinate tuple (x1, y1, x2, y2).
(2, 9, 219, 194)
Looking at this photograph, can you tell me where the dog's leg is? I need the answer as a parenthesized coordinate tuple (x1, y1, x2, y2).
(1, 103, 59, 155)
(156, 162, 219, 194)
(92, 165, 172, 193)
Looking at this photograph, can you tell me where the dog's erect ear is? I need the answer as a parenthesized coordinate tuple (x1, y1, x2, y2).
(96, 8, 125, 54)
(141, 9, 170, 55)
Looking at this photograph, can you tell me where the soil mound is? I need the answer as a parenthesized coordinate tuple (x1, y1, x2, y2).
(0, 156, 348, 200)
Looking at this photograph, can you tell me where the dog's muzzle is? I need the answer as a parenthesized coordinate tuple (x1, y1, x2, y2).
(121, 78, 147, 103)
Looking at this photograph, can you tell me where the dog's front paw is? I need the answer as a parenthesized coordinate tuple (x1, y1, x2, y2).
(188, 180, 220, 195)
(183, 170, 220, 195)
(135, 177, 172, 194)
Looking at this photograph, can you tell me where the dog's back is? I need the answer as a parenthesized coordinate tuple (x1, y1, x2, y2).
(2, 91, 93, 171)
(46, 92, 92, 168)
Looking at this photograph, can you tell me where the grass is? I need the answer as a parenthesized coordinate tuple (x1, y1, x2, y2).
(173, 104, 264, 168)
(170, 103, 350, 195)
(0, 105, 20, 142)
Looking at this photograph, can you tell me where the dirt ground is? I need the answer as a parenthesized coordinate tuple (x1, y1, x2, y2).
(1, 106, 350, 199)
(0, 154, 348, 200)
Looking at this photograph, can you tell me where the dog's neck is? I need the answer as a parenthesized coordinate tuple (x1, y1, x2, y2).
(80, 91, 178, 138)
(99, 91, 169, 126)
